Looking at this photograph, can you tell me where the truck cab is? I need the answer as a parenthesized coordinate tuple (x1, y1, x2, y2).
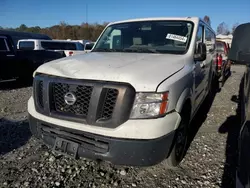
(0, 34, 65, 82)
(28, 17, 216, 167)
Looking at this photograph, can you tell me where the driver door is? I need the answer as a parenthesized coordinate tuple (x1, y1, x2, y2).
(0, 36, 17, 80)
(193, 24, 206, 111)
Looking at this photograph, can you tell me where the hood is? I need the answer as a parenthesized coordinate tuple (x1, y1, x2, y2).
(35, 52, 186, 91)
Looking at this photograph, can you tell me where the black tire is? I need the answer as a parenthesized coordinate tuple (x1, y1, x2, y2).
(208, 72, 214, 96)
(163, 107, 190, 169)
(212, 73, 220, 92)
(221, 73, 226, 87)
(220, 64, 228, 87)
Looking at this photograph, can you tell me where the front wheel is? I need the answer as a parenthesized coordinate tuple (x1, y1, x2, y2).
(163, 111, 190, 169)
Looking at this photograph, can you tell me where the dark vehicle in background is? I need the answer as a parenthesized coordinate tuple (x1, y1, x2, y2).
(228, 23, 250, 188)
(215, 40, 231, 84)
(0, 32, 65, 83)
(0, 29, 52, 48)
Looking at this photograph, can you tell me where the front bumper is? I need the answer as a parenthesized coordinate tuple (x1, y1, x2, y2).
(29, 114, 176, 166)
(28, 97, 181, 139)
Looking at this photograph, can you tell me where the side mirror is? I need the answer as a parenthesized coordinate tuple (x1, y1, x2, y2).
(85, 42, 95, 51)
(194, 42, 207, 61)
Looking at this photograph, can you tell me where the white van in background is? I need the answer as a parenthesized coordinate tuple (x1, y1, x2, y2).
(66, 39, 92, 45)
(17, 39, 86, 56)
(66, 39, 96, 52)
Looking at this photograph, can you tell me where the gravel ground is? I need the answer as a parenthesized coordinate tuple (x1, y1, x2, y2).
(0, 65, 245, 188)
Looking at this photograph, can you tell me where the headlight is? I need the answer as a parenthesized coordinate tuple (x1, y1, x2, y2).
(130, 92, 169, 119)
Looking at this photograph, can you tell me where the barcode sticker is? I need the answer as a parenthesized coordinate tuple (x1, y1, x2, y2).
(166, 34, 187, 43)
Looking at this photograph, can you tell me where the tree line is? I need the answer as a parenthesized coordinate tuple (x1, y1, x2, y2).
(0, 21, 108, 41)
(203, 15, 239, 35)
(0, 17, 239, 40)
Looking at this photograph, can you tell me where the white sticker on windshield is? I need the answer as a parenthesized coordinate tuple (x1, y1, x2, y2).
(166, 34, 187, 43)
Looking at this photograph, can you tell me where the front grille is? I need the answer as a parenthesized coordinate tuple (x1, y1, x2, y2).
(38, 81, 44, 108)
(34, 74, 135, 128)
(51, 82, 93, 117)
(100, 89, 119, 120)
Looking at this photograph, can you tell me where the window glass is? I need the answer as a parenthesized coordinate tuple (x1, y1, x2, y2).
(205, 28, 215, 52)
(216, 42, 225, 52)
(76, 42, 85, 50)
(196, 25, 203, 43)
(195, 25, 203, 53)
(0, 38, 8, 51)
(93, 21, 194, 54)
(85, 42, 95, 50)
(19, 41, 35, 50)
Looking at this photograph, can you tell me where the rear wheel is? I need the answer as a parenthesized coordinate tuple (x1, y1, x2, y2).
(163, 107, 190, 169)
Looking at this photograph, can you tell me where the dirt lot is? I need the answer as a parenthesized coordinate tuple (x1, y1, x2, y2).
(0, 65, 245, 188)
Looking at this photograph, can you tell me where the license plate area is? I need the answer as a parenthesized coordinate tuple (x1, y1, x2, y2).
(53, 137, 79, 159)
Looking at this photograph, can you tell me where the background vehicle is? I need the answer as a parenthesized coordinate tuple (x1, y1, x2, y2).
(84, 41, 95, 52)
(66, 39, 93, 45)
(0, 29, 51, 47)
(17, 39, 86, 56)
(228, 22, 250, 188)
(0, 34, 65, 82)
(216, 34, 233, 48)
(28, 17, 216, 168)
(215, 40, 231, 85)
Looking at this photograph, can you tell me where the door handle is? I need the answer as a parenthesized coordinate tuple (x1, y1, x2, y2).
(6, 54, 15, 57)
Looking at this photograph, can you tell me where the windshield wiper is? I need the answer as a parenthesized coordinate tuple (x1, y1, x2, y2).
(93, 48, 120, 52)
(94, 48, 158, 53)
(123, 48, 158, 53)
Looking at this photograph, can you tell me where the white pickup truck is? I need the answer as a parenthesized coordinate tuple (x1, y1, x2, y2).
(17, 39, 86, 56)
(28, 17, 217, 168)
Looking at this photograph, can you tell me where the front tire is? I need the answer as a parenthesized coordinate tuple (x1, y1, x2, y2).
(163, 109, 190, 169)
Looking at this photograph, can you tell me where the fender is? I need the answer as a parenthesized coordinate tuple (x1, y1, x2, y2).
(175, 87, 193, 114)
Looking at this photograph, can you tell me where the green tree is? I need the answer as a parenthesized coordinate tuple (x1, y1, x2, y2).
(2, 21, 108, 40)
(18, 24, 28, 32)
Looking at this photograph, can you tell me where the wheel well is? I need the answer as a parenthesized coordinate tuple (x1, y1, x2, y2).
(181, 99, 192, 121)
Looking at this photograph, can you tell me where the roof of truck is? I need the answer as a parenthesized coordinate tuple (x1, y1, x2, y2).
(107, 17, 214, 33)
(0, 29, 51, 39)
(109, 17, 200, 25)
(0, 29, 52, 48)
(18, 39, 81, 43)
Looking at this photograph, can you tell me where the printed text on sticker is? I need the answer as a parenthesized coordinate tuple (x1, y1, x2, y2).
(166, 34, 187, 43)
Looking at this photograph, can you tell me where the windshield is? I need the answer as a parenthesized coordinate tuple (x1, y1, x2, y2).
(216, 42, 225, 53)
(19, 41, 35, 50)
(92, 21, 193, 54)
